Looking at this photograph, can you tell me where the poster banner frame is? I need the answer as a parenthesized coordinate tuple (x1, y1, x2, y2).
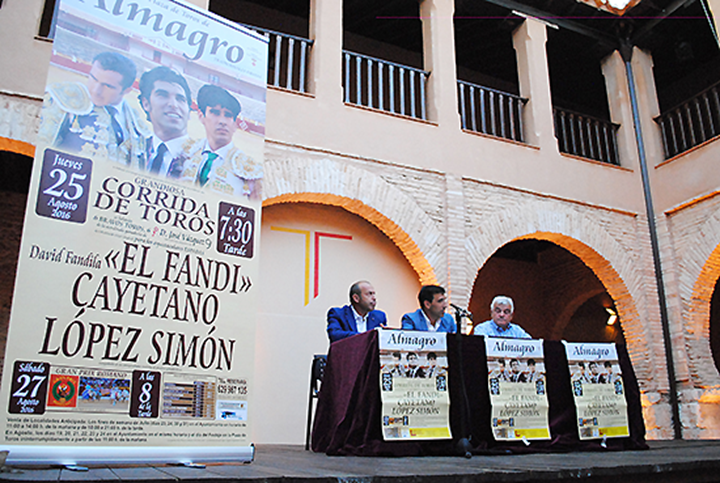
(484, 337, 551, 442)
(377, 329, 452, 441)
(563, 342, 630, 441)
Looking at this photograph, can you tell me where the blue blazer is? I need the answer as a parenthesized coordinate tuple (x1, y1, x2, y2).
(401, 309, 457, 333)
(327, 305, 387, 343)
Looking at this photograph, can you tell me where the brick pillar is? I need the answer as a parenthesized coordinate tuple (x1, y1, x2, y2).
(606, 47, 686, 438)
(444, 173, 470, 316)
(308, 0, 343, 105)
(512, 19, 558, 153)
(419, 0, 461, 130)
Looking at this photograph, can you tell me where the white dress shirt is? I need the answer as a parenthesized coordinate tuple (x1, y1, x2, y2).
(421, 309, 440, 332)
(351, 306, 368, 333)
(149, 135, 189, 177)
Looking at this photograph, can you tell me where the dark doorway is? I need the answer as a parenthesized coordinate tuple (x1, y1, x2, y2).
(0, 150, 32, 378)
(562, 292, 625, 343)
(709, 275, 720, 374)
(469, 239, 624, 343)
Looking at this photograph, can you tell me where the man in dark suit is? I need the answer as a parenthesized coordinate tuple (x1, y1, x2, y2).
(40, 51, 149, 165)
(326, 281, 387, 343)
(401, 285, 457, 333)
(508, 359, 527, 383)
(175, 84, 262, 198)
(406, 352, 426, 378)
(138, 66, 193, 176)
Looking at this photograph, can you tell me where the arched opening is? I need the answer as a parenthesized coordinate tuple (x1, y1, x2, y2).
(469, 239, 624, 343)
(0, 149, 33, 378)
(264, 192, 437, 285)
(688, 241, 720, 387)
(709, 273, 720, 375)
(254, 201, 421, 443)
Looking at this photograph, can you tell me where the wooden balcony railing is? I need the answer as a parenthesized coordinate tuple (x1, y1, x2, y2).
(243, 24, 313, 94)
(554, 108, 620, 165)
(458, 80, 527, 143)
(655, 82, 720, 159)
(342, 50, 428, 121)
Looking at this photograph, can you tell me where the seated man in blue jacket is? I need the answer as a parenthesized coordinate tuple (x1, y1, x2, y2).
(401, 285, 457, 333)
(327, 281, 387, 343)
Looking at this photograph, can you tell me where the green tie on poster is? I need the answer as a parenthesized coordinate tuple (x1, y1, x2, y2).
(0, 0, 267, 465)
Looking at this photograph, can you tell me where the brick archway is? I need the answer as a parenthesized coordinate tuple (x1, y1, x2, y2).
(263, 155, 441, 286)
(687, 242, 720, 387)
(0, 137, 35, 157)
(465, 205, 656, 386)
(666, 197, 720, 388)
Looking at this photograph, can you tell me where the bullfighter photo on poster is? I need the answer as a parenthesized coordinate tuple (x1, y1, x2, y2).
(0, 0, 267, 460)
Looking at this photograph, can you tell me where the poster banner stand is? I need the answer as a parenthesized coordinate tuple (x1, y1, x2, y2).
(0, 445, 254, 466)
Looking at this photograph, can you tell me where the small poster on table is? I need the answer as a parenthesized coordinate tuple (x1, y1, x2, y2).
(564, 342, 629, 440)
(485, 338, 550, 441)
(378, 329, 451, 440)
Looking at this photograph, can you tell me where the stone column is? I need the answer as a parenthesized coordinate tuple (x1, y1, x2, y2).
(308, 0, 344, 105)
(604, 47, 686, 439)
(419, 0, 461, 130)
(630, 48, 666, 166)
(602, 47, 664, 170)
(601, 51, 639, 170)
(512, 19, 558, 153)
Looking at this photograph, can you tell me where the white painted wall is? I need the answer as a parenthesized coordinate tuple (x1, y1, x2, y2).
(251, 202, 421, 443)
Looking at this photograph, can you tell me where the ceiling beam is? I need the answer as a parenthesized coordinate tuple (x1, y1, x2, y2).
(480, 0, 620, 49)
(630, 0, 698, 43)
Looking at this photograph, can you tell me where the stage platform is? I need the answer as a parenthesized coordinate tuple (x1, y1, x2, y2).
(1, 440, 720, 482)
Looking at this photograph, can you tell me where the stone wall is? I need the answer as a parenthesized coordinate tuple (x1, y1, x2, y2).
(660, 193, 720, 438)
(262, 140, 674, 437)
(0, 91, 41, 147)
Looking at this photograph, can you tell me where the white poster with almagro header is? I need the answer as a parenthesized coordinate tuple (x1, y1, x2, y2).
(485, 338, 550, 442)
(0, 0, 267, 465)
(564, 342, 629, 440)
(378, 330, 451, 440)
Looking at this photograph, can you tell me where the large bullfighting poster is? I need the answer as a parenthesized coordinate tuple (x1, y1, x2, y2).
(0, 0, 267, 465)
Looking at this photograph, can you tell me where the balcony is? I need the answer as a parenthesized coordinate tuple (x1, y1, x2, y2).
(554, 108, 620, 165)
(342, 50, 428, 121)
(242, 24, 313, 94)
(655, 81, 720, 159)
(458, 80, 527, 143)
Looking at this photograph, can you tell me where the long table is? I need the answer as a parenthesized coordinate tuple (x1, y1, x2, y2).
(311, 330, 647, 456)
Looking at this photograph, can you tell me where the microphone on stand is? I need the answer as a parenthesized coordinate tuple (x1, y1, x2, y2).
(449, 302, 474, 458)
(450, 303, 473, 320)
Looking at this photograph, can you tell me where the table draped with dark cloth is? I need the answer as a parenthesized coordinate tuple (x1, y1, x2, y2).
(311, 330, 648, 456)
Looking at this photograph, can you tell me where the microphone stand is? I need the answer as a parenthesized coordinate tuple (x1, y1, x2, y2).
(452, 307, 473, 458)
